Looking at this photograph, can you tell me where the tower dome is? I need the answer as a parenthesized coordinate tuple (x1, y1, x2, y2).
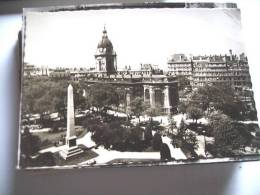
(94, 26, 117, 75)
(97, 27, 113, 49)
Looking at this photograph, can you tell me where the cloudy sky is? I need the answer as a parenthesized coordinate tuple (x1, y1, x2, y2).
(24, 7, 244, 70)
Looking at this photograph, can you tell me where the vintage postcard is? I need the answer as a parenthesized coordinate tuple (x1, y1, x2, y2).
(19, 2, 260, 169)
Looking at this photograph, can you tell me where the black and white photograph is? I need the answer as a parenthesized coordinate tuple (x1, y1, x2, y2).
(19, 3, 260, 169)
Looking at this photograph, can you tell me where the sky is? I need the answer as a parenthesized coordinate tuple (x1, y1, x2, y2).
(24, 8, 244, 70)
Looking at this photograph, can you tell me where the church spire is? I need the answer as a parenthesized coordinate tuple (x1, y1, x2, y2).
(95, 25, 117, 75)
(103, 25, 107, 37)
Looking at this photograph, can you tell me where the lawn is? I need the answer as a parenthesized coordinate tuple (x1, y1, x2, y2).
(36, 125, 88, 149)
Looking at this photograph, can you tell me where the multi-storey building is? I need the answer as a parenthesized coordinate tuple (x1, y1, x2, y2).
(167, 50, 255, 109)
(167, 50, 252, 90)
(192, 55, 229, 87)
(167, 54, 193, 80)
(23, 63, 49, 77)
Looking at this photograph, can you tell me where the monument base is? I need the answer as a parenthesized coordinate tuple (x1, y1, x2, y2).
(59, 136, 83, 160)
(59, 146, 84, 160)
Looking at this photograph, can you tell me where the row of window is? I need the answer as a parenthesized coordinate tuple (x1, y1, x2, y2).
(170, 69, 250, 77)
(194, 73, 230, 76)
(169, 67, 192, 70)
(169, 71, 191, 75)
(193, 77, 231, 81)
(194, 76, 250, 81)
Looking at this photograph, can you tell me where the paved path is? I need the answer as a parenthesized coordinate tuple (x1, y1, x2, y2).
(39, 113, 212, 165)
(40, 131, 188, 165)
(161, 136, 187, 160)
(78, 132, 160, 165)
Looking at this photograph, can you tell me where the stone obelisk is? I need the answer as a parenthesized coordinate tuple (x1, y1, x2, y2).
(60, 84, 83, 160)
(67, 84, 76, 142)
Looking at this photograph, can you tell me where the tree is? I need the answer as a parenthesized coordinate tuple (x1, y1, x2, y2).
(178, 102, 188, 115)
(144, 126, 153, 145)
(184, 131, 198, 150)
(177, 119, 188, 138)
(171, 119, 198, 150)
(176, 75, 191, 91)
(89, 118, 147, 152)
(210, 112, 248, 156)
(126, 126, 146, 151)
(87, 83, 120, 112)
(187, 106, 203, 125)
(208, 111, 230, 131)
(171, 135, 182, 148)
(22, 78, 69, 124)
(152, 132, 162, 151)
(189, 84, 213, 111)
(189, 83, 246, 120)
(146, 120, 165, 132)
(22, 78, 49, 115)
(20, 129, 41, 157)
(145, 105, 161, 120)
(52, 96, 66, 121)
(34, 96, 54, 123)
(168, 115, 176, 134)
(91, 123, 110, 148)
(160, 143, 172, 161)
(178, 119, 198, 149)
(50, 85, 67, 110)
(74, 89, 86, 110)
(130, 97, 147, 123)
(51, 122, 60, 133)
(115, 87, 127, 110)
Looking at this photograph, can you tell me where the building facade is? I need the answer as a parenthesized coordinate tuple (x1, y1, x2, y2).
(167, 50, 252, 90)
(87, 28, 179, 114)
(167, 50, 254, 109)
(167, 54, 193, 80)
(29, 27, 179, 115)
(24, 63, 49, 77)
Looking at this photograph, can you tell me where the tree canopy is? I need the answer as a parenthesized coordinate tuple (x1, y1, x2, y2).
(87, 118, 147, 152)
(20, 129, 41, 157)
(130, 97, 147, 121)
(22, 78, 85, 116)
(87, 83, 120, 111)
(189, 84, 246, 120)
(186, 105, 203, 124)
(176, 75, 191, 91)
(209, 112, 250, 156)
(172, 119, 198, 150)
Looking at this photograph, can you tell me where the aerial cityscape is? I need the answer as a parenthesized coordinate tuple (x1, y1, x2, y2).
(19, 5, 260, 168)
(19, 25, 260, 168)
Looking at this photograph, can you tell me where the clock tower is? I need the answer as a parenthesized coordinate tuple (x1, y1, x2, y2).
(95, 27, 117, 74)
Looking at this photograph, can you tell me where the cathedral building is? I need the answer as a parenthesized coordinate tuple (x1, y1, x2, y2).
(25, 27, 180, 115)
(85, 27, 179, 114)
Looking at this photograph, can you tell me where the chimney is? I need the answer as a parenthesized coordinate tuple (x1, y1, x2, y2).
(229, 49, 233, 61)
